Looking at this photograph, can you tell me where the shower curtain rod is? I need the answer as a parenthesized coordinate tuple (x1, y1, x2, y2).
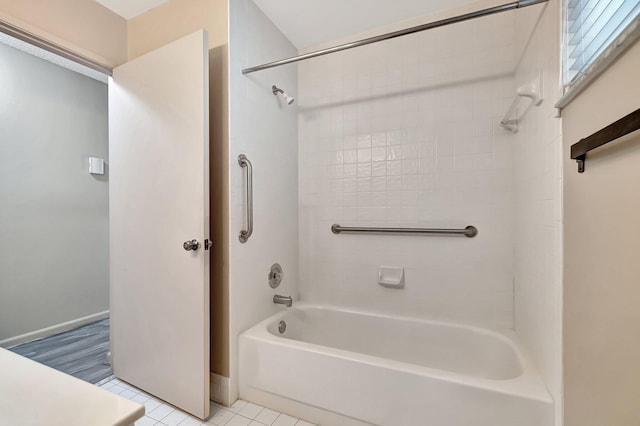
(242, 0, 547, 74)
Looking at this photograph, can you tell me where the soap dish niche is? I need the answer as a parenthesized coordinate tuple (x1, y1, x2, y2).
(378, 266, 404, 289)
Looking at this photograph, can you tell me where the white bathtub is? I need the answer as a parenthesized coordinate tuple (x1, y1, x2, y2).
(239, 305, 553, 426)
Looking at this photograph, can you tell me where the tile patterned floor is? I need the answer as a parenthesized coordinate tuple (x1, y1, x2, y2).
(97, 377, 316, 426)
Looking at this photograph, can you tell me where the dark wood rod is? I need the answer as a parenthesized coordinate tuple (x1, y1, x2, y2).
(571, 107, 640, 160)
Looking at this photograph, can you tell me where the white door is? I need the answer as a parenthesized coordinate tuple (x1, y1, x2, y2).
(108, 30, 210, 419)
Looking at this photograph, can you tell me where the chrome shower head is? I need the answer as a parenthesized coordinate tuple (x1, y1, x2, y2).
(272, 85, 295, 105)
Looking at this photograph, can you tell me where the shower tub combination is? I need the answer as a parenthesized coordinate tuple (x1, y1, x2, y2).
(240, 305, 553, 426)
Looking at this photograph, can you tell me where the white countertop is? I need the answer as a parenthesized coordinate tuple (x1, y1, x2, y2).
(0, 348, 145, 426)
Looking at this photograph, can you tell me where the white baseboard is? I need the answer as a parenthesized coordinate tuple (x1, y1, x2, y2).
(210, 372, 231, 406)
(0, 310, 110, 348)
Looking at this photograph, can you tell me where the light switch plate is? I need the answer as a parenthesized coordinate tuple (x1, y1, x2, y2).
(88, 156, 105, 175)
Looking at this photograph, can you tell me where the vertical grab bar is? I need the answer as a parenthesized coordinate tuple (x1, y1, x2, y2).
(238, 154, 253, 243)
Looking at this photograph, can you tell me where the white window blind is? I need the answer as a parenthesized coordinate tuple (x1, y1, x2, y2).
(565, 0, 640, 84)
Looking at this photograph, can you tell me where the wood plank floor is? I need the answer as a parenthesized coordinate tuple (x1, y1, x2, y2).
(9, 319, 112, 384)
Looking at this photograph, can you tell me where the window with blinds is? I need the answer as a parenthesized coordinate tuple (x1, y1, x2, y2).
(564, 0, 640, 84)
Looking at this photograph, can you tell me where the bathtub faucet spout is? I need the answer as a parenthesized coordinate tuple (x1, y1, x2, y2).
(273, 294, 293, 307)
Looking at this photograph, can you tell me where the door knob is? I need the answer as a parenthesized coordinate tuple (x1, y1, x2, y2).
(183, 239, 200, 251)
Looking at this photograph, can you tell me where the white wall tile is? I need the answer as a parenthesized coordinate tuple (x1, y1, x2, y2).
(298, 14, 519, 328)
(512, 1, 563, 424)
(231, 5, 560, 424)
(229, 0, 299, 401)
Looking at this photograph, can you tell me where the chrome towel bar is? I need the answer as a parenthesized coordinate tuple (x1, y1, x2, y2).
(238, 154, 253, 243)
(331, 224, 478, 238)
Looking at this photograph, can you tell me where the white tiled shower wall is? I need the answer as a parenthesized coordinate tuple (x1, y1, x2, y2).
(298, 12, 524, 328)
(513, 1, 563, 423)
(229, 0, 298, 400)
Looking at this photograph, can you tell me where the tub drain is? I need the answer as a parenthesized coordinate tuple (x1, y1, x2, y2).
(278, 320, 286, 334)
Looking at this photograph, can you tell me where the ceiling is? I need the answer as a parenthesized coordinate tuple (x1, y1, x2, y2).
(94, 0, 170, 19)
(252, 0, 479, 50)
(95, 0, 540, 55)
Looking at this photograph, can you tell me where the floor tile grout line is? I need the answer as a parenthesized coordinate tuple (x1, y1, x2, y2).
(101, 380, 317, 426)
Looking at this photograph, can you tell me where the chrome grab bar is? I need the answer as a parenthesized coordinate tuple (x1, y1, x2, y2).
(238, 154, 253, 243)
(331, 224, 478, 238)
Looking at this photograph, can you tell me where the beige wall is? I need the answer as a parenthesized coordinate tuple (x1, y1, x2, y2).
(562, 39, 640, 426)
(128, 0, 230, 380)
(208, 43, 230, 380)
(0, 0, 127, 66)
(127, 0, 227, 60)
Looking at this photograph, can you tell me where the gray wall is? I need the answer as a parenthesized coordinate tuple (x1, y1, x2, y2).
(0, 42, 109, 341)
